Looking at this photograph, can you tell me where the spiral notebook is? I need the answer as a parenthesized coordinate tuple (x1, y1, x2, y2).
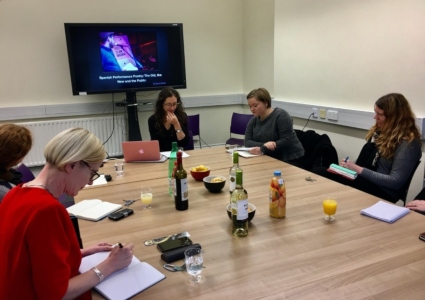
(360, 200, 410, 223)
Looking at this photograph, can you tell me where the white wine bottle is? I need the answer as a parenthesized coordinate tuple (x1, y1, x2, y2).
(174, 150, 188, 211)
(229, 151, 242, 196)
(231, 170, 248, 237)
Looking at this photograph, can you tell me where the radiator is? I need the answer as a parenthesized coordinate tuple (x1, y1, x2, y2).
(18, 115, 126, 167)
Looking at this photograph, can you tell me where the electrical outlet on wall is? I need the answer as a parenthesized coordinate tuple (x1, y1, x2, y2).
(327, 110, 338, 120)
(312, 108, 318, 118)
(319, 109, 326, 119)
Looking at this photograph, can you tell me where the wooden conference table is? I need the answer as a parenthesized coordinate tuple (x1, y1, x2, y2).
(76, 148, 425, 299)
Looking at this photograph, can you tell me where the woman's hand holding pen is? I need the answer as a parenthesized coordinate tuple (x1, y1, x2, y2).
(340, 157, 363, 175)
(97, 242, 134, 278)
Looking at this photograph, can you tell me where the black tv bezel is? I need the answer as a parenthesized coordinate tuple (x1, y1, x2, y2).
(64, 22, 187, 96)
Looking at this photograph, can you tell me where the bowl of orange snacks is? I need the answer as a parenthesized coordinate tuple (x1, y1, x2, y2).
(190, 165, 210, 181)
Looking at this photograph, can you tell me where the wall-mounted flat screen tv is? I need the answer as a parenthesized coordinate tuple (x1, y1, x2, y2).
(64, 23, 186, 95)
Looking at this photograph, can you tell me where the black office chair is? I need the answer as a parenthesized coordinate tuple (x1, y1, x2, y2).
(225, 113, 253, 146)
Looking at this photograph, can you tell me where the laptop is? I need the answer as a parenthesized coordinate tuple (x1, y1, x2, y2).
(122, 140, 163, 162)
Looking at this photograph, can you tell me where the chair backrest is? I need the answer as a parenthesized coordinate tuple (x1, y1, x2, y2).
(230, 113, 253, 136)
(400, 160, 421, 205)
(187, 114, 200, 137)
(16, 163, 35, 183)
(185, 130, 195, 150)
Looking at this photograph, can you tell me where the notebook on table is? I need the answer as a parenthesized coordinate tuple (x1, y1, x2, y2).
(79, 251, 165, 300)
(122, 140, 166, 162)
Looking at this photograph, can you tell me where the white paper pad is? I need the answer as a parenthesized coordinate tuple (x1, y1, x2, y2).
(161, 151, 190, 158)
(360, 200, 410, 223)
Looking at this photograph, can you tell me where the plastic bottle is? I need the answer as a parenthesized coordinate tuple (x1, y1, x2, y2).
(168, 142, 178, 196)
(269, 170, 286, 218)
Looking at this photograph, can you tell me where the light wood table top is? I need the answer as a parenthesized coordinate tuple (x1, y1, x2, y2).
(76, 149, 425, 299)
(95, 147, 273, 188)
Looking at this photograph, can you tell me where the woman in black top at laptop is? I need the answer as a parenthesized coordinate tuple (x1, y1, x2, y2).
(148, 87, 189, 151)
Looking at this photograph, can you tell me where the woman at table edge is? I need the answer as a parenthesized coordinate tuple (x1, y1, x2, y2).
(244, 87, 305, 166)
(314, 93, 422, 203)
(406, 187, 425, 214)
(0, 128, 134, 300)
(148, 86, 189, 151)
(0, 123, 33, 203)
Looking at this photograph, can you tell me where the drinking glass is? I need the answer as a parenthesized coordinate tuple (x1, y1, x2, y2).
(114, 162, 124, 176)
(140, 187, 153, 209)
(227, 144, 237, 157)
(322, 197, 337, 221)
(184, 248, 204, 283)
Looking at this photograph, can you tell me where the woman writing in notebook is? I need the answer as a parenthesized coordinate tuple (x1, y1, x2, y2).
(0, 128, 134, 300)
(313, 93, 421, 203)
(148, 87, 190, 151)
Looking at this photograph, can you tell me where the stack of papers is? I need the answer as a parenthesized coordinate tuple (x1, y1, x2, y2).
(161, 151, 190, 158)
(360, 200, 410, 223)
(327, 163, 358, 180)
(226, 147, 259, 158)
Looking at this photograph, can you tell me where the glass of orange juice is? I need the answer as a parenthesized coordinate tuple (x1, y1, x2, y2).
(322, 197, 337, 221)
(141, 187, 153, 209)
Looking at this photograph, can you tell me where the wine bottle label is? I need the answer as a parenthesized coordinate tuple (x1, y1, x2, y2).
(229, 175, 236, 192)
(181, 178, 188, 201)
(236, 199, 248, 220)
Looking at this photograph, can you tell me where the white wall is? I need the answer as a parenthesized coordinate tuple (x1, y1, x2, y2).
(274, 0, 425, 115)
(0, 0, 244, 107)
(242, 0, 275, 93)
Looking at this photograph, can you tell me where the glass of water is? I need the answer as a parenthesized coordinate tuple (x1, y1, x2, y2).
(184, 248, 204, 283)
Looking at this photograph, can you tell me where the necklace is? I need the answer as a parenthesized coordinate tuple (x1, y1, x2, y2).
(23, 184, 57, 200)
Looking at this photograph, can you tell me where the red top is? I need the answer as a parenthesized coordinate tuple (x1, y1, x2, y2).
(0, 185, 91, 300)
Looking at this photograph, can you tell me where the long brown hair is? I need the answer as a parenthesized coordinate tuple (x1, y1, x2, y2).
(366, 93, 421, 159)
(153, 87, 187, 136)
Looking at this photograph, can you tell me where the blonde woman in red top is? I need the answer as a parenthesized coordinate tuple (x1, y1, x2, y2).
(0, 128, 134, 299)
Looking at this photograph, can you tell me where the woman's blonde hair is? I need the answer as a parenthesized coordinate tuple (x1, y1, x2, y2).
(366, 93, 421, 159)
(44, 128, 106, 170)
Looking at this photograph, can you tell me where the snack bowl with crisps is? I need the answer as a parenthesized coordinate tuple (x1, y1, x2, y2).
(190, 165, 210, 181)
(203, 175, 226, 193)
(226, 203, 256, 222)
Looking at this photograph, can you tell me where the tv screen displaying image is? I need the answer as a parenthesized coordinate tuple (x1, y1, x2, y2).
(64, 23, 186, 95)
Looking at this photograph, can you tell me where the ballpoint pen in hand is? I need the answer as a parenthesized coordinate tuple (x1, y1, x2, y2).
(344, 156, 349, 163)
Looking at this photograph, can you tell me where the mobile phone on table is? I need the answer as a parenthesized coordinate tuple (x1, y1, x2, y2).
(418, 232, 425, 242)
(108, 209, 134, 221)
(157, 237, 193, 252)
